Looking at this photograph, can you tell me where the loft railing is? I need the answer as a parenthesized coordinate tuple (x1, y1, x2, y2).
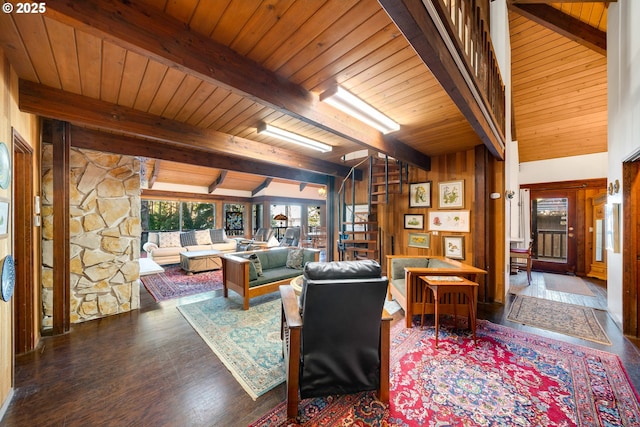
(434, 0, 506, 137)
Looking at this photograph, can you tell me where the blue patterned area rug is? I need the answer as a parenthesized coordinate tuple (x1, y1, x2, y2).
(177, 293, 284, 400)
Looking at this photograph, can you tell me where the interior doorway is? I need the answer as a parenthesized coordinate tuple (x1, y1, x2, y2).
(12, 129, 36, 354)
(530, 190, 577, 274)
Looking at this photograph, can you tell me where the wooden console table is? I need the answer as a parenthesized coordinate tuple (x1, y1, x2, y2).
(180, 249, 223, 275)
(420, 275, 479, 347)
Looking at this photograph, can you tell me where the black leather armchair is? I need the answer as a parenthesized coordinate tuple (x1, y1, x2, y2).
(279, 260, 391, 419)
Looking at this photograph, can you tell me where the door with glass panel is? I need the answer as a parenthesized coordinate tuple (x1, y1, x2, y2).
(531, 190, 577, 274)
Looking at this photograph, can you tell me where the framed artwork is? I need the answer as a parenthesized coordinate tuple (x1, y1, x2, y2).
(443, 235, 464, 259)
(428, 210, 470, 232)
(409, 182, 431, 208)
(404, 214, 424, 229)
(438, 180, 464, 209)
(0, 201, 8, 236)
(408, 232, 430, 249)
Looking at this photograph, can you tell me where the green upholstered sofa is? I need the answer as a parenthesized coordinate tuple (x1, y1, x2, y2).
(222, 247, 320, 310)
(386, 255, 487, 327)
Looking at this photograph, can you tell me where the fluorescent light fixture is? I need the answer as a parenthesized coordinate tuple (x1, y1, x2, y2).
(257, 123, 332, 153)
(320, 86, 400, 134)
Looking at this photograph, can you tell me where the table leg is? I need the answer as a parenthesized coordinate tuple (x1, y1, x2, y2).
(433, 286, 439, 347)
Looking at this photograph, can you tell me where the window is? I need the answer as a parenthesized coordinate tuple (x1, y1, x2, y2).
(308, 206, 321, 227)
(142, 200, 216, 231)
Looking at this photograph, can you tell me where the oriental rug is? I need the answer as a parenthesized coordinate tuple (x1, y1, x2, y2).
(250, 320, 640, 426)
(140, 264, 223, 302)
(543, 272, 595, 296)
(177, 293, 284, 400)
(507, 295, 611, 345)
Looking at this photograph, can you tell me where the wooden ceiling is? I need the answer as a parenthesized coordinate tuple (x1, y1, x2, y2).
(509, 0, 608, 162)
(0, 0, 611, 190)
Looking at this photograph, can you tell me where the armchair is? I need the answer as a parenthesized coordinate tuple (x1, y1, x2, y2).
(279, 227, 301, 247)
(280, 260, 391, 419)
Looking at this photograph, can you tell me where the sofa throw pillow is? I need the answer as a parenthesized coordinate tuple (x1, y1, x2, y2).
(180, 230, 198, 247)
(210, 228, 226, 243)
(246, 253, 263, 276)
(194, 229, 212, 245)
(286, 248, 305, 269)
(158, 231, 181, 248)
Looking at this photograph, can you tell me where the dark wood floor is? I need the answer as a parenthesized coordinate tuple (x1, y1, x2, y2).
(2, 272, 639, 427)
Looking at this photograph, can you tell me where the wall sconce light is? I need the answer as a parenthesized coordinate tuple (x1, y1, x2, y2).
(320, 86, 400, 134)
(608, 179, 620, 195)
(317, 187, 327, 198)
(257, 123, 332, 153)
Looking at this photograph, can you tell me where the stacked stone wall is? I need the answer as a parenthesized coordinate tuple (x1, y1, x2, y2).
(42, 145, 141, 326)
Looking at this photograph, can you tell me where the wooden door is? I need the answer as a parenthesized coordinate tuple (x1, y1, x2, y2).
(13, 130, 36, 354)
(530, 189, 578, 274)
(622, 160, 640, 337)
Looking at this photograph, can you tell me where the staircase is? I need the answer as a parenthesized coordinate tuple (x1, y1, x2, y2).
(339, 155, 407, 263)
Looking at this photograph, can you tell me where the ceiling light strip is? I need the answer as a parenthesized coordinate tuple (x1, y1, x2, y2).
(320, 86, 400, 134)
(257, 123, 332, 153)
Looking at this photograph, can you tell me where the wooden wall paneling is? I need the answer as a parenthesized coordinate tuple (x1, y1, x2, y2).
(474, 145, 489, 302)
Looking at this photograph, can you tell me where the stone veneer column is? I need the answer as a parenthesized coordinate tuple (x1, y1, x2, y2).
(41, 145, 141, 326)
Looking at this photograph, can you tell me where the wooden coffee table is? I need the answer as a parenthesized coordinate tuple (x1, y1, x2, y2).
(180, 249, 223, 275)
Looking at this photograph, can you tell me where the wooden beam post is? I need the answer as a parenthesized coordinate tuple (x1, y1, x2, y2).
(51, 119, 71, 335)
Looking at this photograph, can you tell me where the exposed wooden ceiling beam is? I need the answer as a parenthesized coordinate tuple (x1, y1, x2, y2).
(24, 80, 359, 180)
(379, 0, 505, 160)
(509, 3, 606, 55)
(40, 121, 334, 186)
(43, 0, 431, 169)
(252, 178, 273, 196)
(208, 171, 228, 194)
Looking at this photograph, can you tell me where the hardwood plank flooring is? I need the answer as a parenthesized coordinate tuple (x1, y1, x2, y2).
(1, 273, 639, 427)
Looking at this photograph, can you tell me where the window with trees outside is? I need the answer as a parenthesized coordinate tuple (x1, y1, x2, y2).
(141, 200, 215, 232)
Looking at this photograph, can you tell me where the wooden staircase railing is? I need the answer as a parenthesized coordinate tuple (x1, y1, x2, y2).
(434, 0, 506, 137)
(339, 155, 407, 263)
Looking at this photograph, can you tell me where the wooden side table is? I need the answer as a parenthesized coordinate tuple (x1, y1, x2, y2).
(419, 275, 479, 347)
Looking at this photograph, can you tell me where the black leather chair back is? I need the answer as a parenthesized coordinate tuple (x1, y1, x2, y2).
(299, 260, 388, 398)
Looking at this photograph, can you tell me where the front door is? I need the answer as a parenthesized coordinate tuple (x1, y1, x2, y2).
(531, 190, 577, 274)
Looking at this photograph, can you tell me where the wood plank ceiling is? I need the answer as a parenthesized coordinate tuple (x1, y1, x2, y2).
(509, 1, 608, 162)
(0, 0, 611, 190)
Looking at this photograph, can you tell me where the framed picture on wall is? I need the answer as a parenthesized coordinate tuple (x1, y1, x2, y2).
(428, 210, 470, 232)
(409, 182, 431, 208)
(408, 232, 430, 249)
(443, 235, 464, 259)
(438, 180, 464, 209)
(404, 214, 424, 229)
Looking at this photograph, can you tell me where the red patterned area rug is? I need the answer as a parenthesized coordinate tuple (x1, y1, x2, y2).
(250, 319, 640, 427)
(140, 264, 222, 302)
